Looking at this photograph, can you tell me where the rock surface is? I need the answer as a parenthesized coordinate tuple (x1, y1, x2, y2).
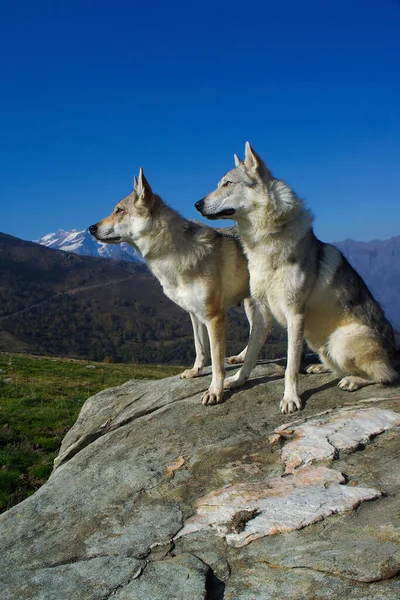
(1, 360, 400, 599)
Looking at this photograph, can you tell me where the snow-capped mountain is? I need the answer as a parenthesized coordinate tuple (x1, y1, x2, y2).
(34, 229, 141, 262)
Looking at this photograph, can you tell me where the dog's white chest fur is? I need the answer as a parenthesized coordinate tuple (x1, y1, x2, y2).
(247, 248, 306, 327)
(250, 264, 286, 325)
(151, 263, 207, 319)
(167, 281, 206, 317)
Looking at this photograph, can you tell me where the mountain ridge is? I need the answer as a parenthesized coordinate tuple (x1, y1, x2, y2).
(34, 228, 141, 262)
(334, 235, 400, 329)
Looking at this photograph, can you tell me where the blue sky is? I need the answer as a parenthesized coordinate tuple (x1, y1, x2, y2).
(0, 0, 399, 243)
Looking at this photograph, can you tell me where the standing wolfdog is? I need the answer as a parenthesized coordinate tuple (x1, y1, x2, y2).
(196, 142, 397, 413)
(89, 168, 262, 406)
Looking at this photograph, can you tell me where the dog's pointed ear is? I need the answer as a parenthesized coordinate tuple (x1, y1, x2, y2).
(137, 167, 152, 199)
(244, 142, 273, 180)
(244, 142, 260, 171)
(133, 175, 139, 191)
(234, 153, 243, 167)
(135, 168, 155, 209)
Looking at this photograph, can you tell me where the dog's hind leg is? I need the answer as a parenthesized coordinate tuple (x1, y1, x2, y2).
(181, 314, 210, 379)
(304, 335, 347, 376)
(306, 349, 335, 374)
(337, 361, 398, 391)
(202, 312, 226, 405)
(280, 313, 305, 414)
(327, 324, 398, 392)
(224, 302, 272, 391)
(306, 363, 332, 374)
(337, 375, 377, 391)
(226, 297, 255, 365)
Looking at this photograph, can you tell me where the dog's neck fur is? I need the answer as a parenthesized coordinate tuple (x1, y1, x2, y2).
(235, 181, 314, 259)
(129, 195, 215, 275)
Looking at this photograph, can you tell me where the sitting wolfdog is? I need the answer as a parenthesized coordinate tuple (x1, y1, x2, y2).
(89, 168, 261, 406)
(196, 142, 397, 413)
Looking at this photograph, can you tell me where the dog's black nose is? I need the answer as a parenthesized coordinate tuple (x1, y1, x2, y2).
(195, 199, 204, 212)
(88, 224, 98, 235)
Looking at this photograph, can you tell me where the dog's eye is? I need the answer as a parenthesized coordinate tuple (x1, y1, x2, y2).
(223, 181, 233, 187)
(115, 207, 125, 214)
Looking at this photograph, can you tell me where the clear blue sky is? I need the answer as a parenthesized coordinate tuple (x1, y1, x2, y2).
(0, 0, 399, 243)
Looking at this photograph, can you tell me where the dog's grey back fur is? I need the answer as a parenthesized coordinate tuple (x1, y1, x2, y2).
(292, 227, 395, 355)
(328, 245, 395, 355)
(284, 225, 395, 356)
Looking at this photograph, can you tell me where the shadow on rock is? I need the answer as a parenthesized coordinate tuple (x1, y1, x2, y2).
(206, 571, 226, 600)
(300, 378, 346, 408)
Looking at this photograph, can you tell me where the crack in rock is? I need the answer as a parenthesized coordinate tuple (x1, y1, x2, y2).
(101, 552, 210, 599)
(261, 559, 400, 584)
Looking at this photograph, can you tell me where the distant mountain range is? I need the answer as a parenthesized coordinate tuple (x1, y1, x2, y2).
(34, 229, 140, 263)
(335, 236, 400, 330)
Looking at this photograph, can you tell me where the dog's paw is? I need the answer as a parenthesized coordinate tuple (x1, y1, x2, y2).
(280, 394, 303, 414)
(180, 367, 200, 379)
(306, 364, 331, 374)
(226, 355, 245, 365)
(337, 376, 362, 392)
(223, 374, 247, 390)
(201, 388, 224, 406)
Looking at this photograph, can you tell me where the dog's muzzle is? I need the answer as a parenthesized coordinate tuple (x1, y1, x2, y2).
(88, 224, 98, 236)
(195, 199, 235, 220)
(195, 199, 205, 213)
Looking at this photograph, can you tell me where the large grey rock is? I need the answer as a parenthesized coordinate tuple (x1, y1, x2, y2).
(0, 360, 399, 599)
(112, 553, 210, 600)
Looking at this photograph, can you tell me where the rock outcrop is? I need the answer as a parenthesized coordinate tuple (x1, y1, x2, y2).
(1, 360, 400, 599)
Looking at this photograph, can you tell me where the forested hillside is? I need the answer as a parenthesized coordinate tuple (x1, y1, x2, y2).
(0, 233, 286, 364)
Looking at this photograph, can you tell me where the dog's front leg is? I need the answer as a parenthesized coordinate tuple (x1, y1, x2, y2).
(280, 313, 305, 414)
(226, 297, 255, 365)
(201, 313, 225, 405)
(224, 301, 272, 390)
(181, 314, 210, 379)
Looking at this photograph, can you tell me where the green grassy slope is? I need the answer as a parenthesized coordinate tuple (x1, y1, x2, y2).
(0, 352, 181, 512)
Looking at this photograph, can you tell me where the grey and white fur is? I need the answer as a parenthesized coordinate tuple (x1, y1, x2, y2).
(196, 142, 397, 413)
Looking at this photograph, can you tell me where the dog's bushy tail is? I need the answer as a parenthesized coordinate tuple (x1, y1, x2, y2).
(369, 359, 398, 384)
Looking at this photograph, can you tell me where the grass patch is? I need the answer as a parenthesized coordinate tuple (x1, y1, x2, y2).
(0, 352, 182, 512)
